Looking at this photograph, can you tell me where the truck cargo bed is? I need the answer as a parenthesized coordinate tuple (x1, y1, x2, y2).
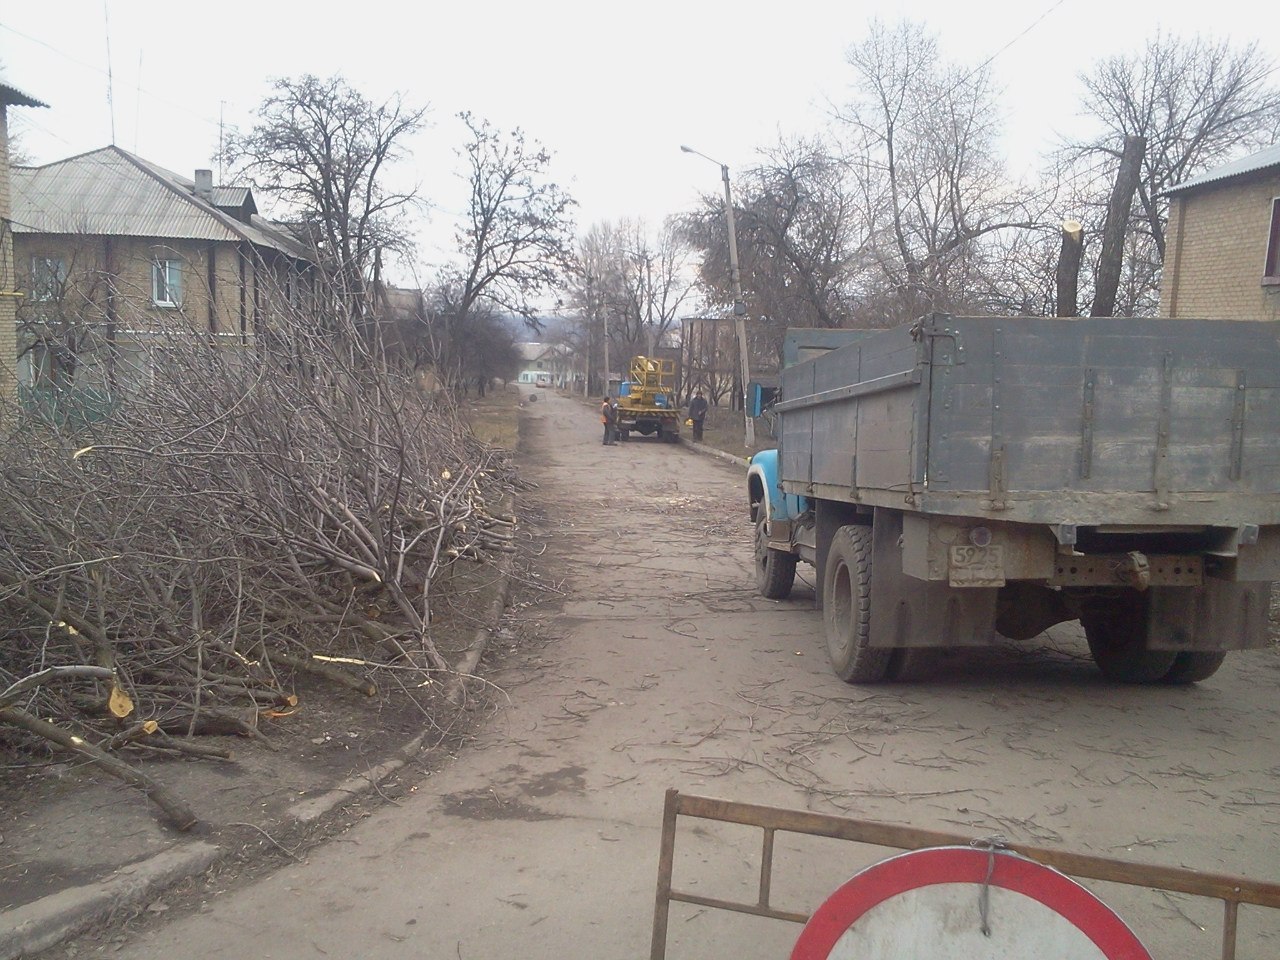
(777, 315, 1280, 526)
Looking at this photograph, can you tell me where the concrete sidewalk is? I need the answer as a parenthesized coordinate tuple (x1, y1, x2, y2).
(0, 542, 518, 960)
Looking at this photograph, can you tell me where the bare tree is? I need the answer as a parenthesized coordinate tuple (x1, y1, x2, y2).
(681, 136, 870, 363)
(1074, 33, 1280, 261)
(834, 20, 1037, 324)
(434, 113, 575, 384)
(223, 74, 428, 318)
(613, 219, 697, 356)
(563, 223, 623, 392)
(565, 219, 697, 388)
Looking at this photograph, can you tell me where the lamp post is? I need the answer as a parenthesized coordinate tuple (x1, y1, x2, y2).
(681, 144, 754, 448)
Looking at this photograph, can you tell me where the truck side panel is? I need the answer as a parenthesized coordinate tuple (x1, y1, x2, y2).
(929, 318, 1280, 497)
(780, 358, 816, 489)
(780, 315, 1280, 525)
(779, 323, 922, 496)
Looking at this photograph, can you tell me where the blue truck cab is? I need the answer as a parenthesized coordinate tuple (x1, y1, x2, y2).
(747, 449, 805, 525)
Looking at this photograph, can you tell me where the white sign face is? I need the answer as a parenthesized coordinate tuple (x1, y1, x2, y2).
(826, 884, 1105, 958)
(792, 847, 1152, 960)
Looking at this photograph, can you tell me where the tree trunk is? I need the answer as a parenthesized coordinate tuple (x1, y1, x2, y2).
(1091, 135, 1146, 318)
(1056, 220, 1085, 317)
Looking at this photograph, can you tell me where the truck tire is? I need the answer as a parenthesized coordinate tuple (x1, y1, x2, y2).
(1080, 593, 1177, 684)
(1162, 651, 1227, 684)
(755, 517, 797, 600)
(823, 524, 892, 684)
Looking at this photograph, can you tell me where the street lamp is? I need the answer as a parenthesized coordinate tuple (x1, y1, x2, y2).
(681, 144, 754, 448)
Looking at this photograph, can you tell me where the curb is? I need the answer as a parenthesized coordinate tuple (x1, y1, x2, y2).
(0, 843, 220, 959)
(680, 438, 753, 468)
(0, 524, 521, 960)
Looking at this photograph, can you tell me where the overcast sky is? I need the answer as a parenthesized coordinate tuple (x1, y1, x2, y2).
(2, 0, 1274, 282)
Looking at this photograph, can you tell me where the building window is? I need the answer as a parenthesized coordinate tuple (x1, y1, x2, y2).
(30, 256, 66, 302)
(1265, 198, 1280, 284)
(151, 259, 182, 306)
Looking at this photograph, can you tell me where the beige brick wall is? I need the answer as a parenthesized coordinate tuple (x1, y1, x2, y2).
(12, 233, 310, 376)
(1160, 173, 1280, 320)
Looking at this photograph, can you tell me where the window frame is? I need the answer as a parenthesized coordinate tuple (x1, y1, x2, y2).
(1264, 197, 1280, 286)
(151, 258, 182, 307)
(30, 256, 67, 302)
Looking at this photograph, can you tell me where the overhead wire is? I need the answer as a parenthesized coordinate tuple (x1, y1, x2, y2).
(0, 20, 227, 137)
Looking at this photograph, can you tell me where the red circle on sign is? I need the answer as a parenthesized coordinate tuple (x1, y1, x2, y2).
(791, 846, 1151, 960)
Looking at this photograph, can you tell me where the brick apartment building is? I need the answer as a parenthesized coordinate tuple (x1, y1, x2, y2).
(10, 145, 319, 395)
(0, 81, 47, 404)
(1161, 144, 1280, 321)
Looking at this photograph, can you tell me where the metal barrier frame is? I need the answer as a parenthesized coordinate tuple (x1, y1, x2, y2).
(650, 789, 1280, 960)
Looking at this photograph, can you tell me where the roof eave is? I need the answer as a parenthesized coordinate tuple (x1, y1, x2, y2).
(0, 82, 47, 108)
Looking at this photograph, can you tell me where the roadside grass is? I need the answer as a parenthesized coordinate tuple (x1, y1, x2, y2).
(462, 382, 521, 449)
(696, 404, 774, 460)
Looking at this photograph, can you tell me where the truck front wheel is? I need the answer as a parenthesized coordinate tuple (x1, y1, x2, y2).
(755, 517, 797, 600)
(823, 525, 892, 683)
(1080, 592, 1177, 684)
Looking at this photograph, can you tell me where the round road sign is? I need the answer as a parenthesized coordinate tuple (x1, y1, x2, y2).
(791, 846, 1152, 960)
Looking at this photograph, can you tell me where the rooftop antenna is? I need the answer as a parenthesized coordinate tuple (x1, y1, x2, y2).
(218, 100, 226, 180)
(103, 0, 116, 144)
(133, 50, 142, 153)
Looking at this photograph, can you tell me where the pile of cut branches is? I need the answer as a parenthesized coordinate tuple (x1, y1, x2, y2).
(0, 298, 516, 827)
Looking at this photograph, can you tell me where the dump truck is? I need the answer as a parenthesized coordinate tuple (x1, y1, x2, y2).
(617, 356, 680, 442)
(747, 314, 1280, 684)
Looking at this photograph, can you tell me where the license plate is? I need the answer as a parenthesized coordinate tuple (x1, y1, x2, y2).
(949, 545, 1005, 587)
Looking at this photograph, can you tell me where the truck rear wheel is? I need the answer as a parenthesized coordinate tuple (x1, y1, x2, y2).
(1080, 592, 1177, 684)
(1162, 651, 1227, 684)
(823, 524, 891, 684)
(755, 517, 797, 600)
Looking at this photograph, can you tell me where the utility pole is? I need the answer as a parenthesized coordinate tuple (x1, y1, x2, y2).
(719, 164, 754, 448)
(682, 144, 754, 449)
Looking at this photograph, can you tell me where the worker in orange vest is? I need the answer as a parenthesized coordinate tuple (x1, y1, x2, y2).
(600, 395, 618, 445)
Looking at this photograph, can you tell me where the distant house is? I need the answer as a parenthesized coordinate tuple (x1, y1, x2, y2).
(1160, 145, 1280, 320)
(516, 341, 575, 388)
(10, 145, 319, 394)
(0, 80, 48, 405)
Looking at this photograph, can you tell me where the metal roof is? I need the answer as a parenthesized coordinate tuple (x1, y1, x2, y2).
(210, 186, 254, 212)
(1165, 143, 1280, 196)
(0, 81, 47, 108)
(10, 145, 312, 261)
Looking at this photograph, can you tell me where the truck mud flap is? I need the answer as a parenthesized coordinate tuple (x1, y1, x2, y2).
(1146, 579, 1271, 651)
(868, 508, 998, 648)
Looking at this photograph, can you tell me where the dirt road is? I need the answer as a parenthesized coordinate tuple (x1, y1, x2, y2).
(105, 390, 1280, 959)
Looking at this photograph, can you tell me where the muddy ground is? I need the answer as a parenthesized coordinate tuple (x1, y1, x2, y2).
(10, 389, 1280, 959)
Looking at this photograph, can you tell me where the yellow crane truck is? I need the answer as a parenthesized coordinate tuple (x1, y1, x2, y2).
(616, 356, 680, 443)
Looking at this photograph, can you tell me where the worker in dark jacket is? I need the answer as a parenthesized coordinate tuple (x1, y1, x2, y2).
(688, 391, 709, 442)
(600, 395, 618, 445)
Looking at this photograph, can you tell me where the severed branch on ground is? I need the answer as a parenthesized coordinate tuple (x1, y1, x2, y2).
(0, 705, 199, 831)
(0, 282, 518, 777)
